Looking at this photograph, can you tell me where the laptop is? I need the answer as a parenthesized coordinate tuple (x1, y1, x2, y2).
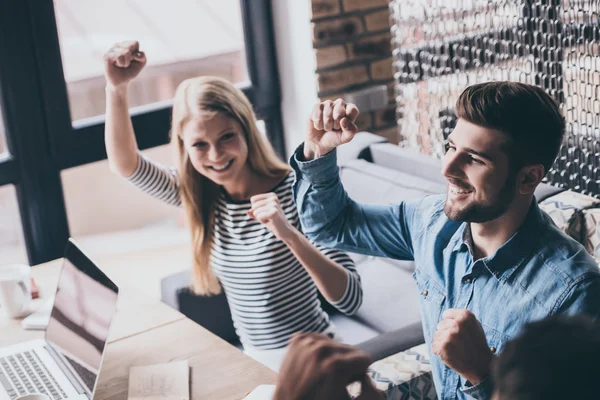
(0, 239, 119, 400)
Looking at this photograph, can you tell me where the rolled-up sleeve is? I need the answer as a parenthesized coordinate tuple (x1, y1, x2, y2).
(460, 374, 494, 400)
(290, 144, 416, 261)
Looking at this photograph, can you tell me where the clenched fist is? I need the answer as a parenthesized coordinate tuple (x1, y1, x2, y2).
(304, 99, 360, 160)
(103, 40, 147, 88)
(248, 192, 295, 241)
(431, 309, 493, 385)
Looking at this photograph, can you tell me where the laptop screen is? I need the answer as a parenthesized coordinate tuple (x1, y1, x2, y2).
(44, 240, 119, 397)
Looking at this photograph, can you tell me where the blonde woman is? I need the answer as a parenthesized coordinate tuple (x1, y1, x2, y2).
(102, 41, 363, 371)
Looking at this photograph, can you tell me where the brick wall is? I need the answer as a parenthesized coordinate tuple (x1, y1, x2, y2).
(311, 0, 398, 143)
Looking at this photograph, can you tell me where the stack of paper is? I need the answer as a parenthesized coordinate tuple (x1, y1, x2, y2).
(128, 360, 189, 400)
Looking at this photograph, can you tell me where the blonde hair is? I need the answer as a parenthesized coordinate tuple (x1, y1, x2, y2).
(170, 76, 291, 295)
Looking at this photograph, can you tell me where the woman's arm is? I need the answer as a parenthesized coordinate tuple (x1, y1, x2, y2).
(278, 226, 349, 302)
(102, 41, 181, 206)
(126, 154, 182, 207)
(249, 193, 361, 308)
(289, 235, 363, 314)
(103, 40, 147, 178)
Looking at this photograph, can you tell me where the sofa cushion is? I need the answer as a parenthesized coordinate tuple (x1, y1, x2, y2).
(341, 159, 446, 204)
(329, 313, 381, 345)
(580, 208, 600, 263)
(336, 131, 388, 165)
(369, 143, 447, 186)
(356, 321, 425, 361)
(339, 159, 445, 269)
(352, 256, 422, 333)
(539, 191, 600, 243)
(534, 183, 565, 202)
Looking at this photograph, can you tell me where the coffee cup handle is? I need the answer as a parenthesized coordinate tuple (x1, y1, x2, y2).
(18, 281, 29, 297)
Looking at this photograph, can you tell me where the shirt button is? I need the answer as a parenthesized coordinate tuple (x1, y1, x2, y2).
(465, 278, 473, 284)
(422, 290, 429, 296)
(490, 347, 496, 353)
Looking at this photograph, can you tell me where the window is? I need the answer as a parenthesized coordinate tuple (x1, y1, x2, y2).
(55, 0, 248, 122)
(0, 109, 6, 157)
(0, 185, 28, 265)
(0, 0, 284, 264)
(60, 145, 188, 256)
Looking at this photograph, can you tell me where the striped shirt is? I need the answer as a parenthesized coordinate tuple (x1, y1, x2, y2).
(127, 154, 362, 349)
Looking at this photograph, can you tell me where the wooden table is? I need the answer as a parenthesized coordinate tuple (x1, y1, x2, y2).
(0, 256, 277, 400)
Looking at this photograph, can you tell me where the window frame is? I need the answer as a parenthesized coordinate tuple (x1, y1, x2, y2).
(0, 0, 285, 264)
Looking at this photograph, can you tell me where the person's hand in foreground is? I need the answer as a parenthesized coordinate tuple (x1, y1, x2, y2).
(273, 333, 383, 400)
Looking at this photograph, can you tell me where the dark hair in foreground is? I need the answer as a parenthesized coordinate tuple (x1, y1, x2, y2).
(456, 82, 565, 175)
(492, 316, 600, 400)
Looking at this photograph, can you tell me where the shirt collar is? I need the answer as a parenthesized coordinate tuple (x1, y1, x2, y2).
(450, 223, 470, 253)
(451, 198, 544, 281)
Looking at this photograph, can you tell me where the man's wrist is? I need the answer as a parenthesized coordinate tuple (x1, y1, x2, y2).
(460, 372, 494, 399)
(462, 365, 492, 386)
(463, 373, 485, 386)
(302, 142, 334, 161)
(291, 143, 339, 184)
(464, 348, 494, 385)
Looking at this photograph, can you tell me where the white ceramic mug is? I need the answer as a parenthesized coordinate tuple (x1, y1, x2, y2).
(0, 264, 32, 318)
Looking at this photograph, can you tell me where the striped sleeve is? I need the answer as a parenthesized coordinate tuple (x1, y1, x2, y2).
(125, 152, 182, 207)
(314, 245, 363, 315)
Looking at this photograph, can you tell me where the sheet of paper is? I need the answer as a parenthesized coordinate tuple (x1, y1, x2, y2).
(243, 384, 276, 400)
(128, 360, 189, 400)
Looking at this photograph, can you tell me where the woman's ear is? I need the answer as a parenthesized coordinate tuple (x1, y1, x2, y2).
(518, 165, 545, 195)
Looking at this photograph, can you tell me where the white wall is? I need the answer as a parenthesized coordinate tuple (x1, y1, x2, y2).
(271, 0, 318, 158)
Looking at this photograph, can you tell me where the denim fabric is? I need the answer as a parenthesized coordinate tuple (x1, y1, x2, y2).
(290, 146, 600, 400)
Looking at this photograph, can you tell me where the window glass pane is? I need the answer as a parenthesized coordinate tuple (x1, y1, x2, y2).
(0, 107, 6, 156)
(60, 144, 189, 258)
(0, 185, 28, 265)
(55, 0, 248, 122)
(256, 120, 266, 137)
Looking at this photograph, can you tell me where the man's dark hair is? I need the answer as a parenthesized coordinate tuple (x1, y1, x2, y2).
(456, 82, 565, 175)
(492, 316, 600, 400)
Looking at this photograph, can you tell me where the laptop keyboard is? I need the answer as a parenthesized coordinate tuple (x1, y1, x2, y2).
(64, 355, 95, 393)
(0, 350, 67, 400)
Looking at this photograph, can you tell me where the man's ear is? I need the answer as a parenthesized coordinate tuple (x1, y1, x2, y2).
(517, 165, 545, 195)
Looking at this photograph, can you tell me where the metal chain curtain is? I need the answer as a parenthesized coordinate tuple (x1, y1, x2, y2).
(390, 0, 600, 196)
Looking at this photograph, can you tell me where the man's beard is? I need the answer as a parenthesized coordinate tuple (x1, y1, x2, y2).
(444, 176, 517, 223)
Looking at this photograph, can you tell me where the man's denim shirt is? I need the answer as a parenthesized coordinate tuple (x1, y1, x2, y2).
(290, 146, 600, 400)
